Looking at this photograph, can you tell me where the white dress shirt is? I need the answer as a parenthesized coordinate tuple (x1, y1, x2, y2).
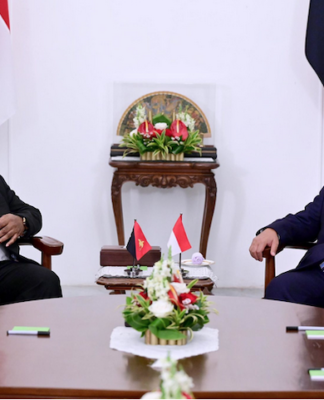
(0, 244, 10, 261)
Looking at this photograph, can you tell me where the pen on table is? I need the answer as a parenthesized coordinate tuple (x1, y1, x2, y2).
(286, 326, 324, 332)
(7, 330, 50, 336)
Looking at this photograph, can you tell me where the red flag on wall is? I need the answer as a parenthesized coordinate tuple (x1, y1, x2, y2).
(0, 0, 15, 125)
(126, 220, 152, 261)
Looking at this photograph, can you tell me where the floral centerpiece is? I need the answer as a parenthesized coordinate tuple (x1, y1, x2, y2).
(141, 355, 194, 399)
(123, 249, 212, 345)
(119, 104, 203, 161)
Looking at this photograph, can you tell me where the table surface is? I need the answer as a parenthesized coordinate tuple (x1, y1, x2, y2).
(1, 295, 324, 399)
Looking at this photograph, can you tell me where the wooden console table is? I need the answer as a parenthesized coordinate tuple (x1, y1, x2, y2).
(109, 159, 219, 257)
(96, 275, 214, 295)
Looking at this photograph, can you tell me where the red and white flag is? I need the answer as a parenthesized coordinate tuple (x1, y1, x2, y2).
(0, 0, 15, 126)
(167, 215, 191, 257)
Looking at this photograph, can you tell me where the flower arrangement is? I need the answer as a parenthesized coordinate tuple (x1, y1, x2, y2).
(141, 355, 194, 399)
(119, 104, 203, 161)
(123, 249, 211, 344)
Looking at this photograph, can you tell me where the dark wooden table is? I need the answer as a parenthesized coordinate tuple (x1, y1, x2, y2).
(109, 159, 219, 257)
(96, 275, 214, 295)
(1, 295, 324, 398)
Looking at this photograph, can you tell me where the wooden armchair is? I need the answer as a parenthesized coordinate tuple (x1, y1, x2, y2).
(262, 243, 315, 295)
(18, 236, 64, 270)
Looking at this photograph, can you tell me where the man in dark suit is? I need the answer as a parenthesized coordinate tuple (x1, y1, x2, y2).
(0, 175, 62, 305)
(249, 188, 324, 308)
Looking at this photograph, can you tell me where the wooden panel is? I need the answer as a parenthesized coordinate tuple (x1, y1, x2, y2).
(100, 245, 161, 266)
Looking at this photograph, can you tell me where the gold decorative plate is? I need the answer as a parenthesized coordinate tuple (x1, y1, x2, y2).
(117, 91, 211, 138)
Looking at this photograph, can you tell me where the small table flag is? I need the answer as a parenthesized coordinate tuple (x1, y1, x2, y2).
(167, 215, 191, 257)
(126, 220, 152, 261)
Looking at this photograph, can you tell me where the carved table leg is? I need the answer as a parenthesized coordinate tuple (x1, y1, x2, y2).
(111, 171, 126, 245)
(199, 175, 217, 258)
(203, 287, 214, 296)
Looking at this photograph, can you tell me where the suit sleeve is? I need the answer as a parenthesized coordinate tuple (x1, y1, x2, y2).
(0, 176, 42, 237)
(260, 187, 324, 246)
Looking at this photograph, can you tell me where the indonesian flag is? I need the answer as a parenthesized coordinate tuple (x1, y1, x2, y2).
(126, 220, 152, 261)
(0, 0, 15, 126)
(167, 215, 191, 257)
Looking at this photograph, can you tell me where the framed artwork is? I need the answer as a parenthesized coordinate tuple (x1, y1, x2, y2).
(117, 91, 211, 138)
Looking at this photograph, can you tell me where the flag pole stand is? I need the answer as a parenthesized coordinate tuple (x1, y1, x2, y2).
(130, 257, 137, 278)
(179, 253, 184, 277)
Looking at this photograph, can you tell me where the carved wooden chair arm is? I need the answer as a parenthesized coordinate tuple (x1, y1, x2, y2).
(262, 243, 315, 293)
(18, 236, 64, 270)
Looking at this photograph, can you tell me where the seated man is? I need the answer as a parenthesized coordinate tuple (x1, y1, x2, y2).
(249, 187, 324, 308)
(0, 175, 62, 306)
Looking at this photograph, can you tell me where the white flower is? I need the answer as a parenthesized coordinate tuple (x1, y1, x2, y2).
(133, 104, 147, 128)
(176, 111, 195, 132)
(129, 129, 137, 137)
(174, 370, 194, 393)
(170, 282, 189, 295)
(149, 299, 174, 318)
(154, 122, 168, 130)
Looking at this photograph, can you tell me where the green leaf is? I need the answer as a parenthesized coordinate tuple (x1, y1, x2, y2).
(152, 113, 172, 126)
(172, 145, 184, 154)
(155, 329, 187, 340)
(182, 315, 197, 328)
(124, 313, 150, 332)
(149, 318, 171, 330)
(149, 324, 158, 338)
(134, 294, 150, 309)
(126, 297, 132, 306)
(136, 140, 148, 154)
(187, 279, 199, 289)
(191, 322, 204, 331)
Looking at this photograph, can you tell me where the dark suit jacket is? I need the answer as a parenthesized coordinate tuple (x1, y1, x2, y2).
(0, 175, 42, 256)
(265, 187, 324, 270)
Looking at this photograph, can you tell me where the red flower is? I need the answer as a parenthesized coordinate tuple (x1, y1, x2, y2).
(168, 284, 185, 310)
(179, 292, 198, 306)
(172, 272, 183, 283)
(182, 392, 193, 399)
(138, 121, 155, 138)
(134, 291, 151, 306)
(169, 120, 188, 140)
(165, 128, 173, 137)
(138, 291, 149, 301)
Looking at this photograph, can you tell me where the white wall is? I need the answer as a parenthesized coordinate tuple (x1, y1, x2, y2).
(0, 0, 322, 287)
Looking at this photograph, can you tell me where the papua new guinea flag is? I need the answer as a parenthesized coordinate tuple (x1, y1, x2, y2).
(126, 220, 152, 261)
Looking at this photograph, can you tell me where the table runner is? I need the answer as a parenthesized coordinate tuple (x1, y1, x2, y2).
(95, 266, 217, 283)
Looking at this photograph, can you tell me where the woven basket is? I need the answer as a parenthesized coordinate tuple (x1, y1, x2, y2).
(145, 330, 188, 346)
(140, 153, 184, 161)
